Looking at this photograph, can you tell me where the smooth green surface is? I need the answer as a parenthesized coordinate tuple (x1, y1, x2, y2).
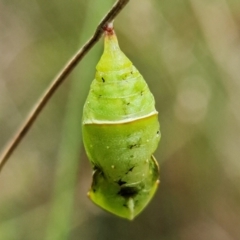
(83, 115, 160, 182)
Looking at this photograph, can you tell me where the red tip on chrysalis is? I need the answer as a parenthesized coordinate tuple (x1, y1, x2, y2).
(102, 21, 119, 53)
(103, 22, 115, 36)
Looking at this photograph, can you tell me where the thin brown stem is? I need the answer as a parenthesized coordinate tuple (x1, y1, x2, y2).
(0, 0, 130, 173)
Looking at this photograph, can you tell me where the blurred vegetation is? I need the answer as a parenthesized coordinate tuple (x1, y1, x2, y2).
(1, 0, 240, 239)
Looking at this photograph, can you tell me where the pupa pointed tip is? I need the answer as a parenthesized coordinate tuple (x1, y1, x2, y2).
(103, 22, 115, 36)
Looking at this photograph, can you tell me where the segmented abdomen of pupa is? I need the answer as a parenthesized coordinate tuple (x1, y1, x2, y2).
(82, 29, 157, 123)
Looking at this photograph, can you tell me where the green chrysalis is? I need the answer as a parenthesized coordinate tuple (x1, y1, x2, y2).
(82, 24, 160, 220)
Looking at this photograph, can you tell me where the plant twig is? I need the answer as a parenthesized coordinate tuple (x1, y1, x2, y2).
(0, 0, 130, 173)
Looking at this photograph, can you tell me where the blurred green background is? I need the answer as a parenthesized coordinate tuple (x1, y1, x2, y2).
(1, 0, 240, 239)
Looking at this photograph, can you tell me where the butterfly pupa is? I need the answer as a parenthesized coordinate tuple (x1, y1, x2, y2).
(82, 24, 160, 220)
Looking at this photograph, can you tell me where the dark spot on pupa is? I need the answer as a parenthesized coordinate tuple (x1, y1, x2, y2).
(99, 95, 102, 97)
(126, 102, 130, 105)
(93, 164, 102, 171)
(130, 155, 134, 158)
(126, 166, 135, 174)
(129, 144, 139, 149)
(91, 168, 104, 192)
(118, 186, 139, 198)
(140, 91, 143, 96)
(117, 179, 127, 186)
(102, 77, 105, 83)
(128, 166, 134, 172)
(157, 131, 160, 135)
